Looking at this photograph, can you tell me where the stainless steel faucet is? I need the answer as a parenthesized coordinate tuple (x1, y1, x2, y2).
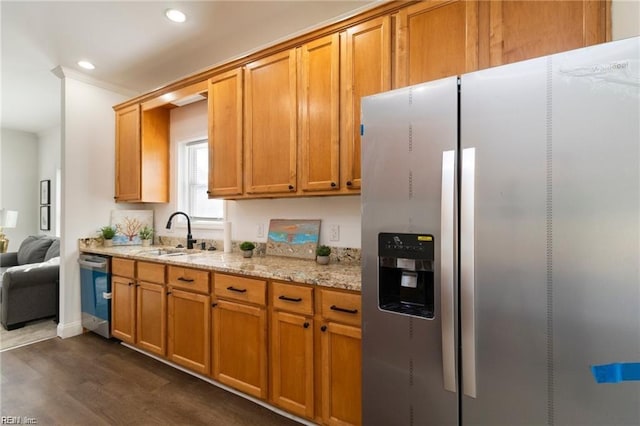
(166, 211, 197, 249)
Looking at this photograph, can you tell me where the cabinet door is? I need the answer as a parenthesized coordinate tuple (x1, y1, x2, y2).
(208, 68, 244, 197)
(321, 322, 362, 426)
(245, 49, 297, 195)
(213, 299, 267, 398)
(486, 0, 607, 67)
(342, 16, 391, 191)
(271, 311, 314, 418)
(299, 33, 340, 192)
(111, 275, 136, 343)
(140, 107, 170, 202)
(115, 104, 141, 202)
(136, 281, 166, 356)
(168, 288, 210, 375)
(394, 0, 478, 88)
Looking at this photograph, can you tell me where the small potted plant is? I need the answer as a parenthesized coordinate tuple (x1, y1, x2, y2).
(100, 226, 116, 247)
(316, 245, 331, 265)
(139, 225, 153, 247)
(239, 241, 255, 258)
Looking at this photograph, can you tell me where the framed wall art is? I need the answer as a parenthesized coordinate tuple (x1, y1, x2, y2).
(40, 206, 50, 231)
(40, 180, 50, 205)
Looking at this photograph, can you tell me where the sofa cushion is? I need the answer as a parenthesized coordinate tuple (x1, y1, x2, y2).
(17, 236, 54, 265)
(44, 239, 60, 261)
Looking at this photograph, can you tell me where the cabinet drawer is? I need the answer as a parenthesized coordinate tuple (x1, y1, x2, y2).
(214, 273, 266, 306)
(271, 281, 313, 315)
(167, 266, 210, 293)
(319, 289, 361, 326)
(137, 261, 165, 284)
(112, 257, 135, 279)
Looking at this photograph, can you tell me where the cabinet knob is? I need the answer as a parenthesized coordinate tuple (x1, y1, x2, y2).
(128, 282, 134, 287)
(211, 302, 218, 308)
(330, 182, 336, 187)
(321, 325, 327, 332)
(346, 181, 353, 187)
(206, 190, 211, 194)
(288, 185, 294, 191)
(303, 322, 310, 329)
(166, 291, 172, 296)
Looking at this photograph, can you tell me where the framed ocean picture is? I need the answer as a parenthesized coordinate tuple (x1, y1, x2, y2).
(266, 219, 321, 260)
(110, 210, 154, 245)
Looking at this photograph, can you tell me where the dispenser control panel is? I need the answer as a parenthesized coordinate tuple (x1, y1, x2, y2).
(379, 233, 434, 259)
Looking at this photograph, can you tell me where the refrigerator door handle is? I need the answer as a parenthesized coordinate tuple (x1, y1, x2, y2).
(441, 150, 456, 393)
(461, 147, 477, 398)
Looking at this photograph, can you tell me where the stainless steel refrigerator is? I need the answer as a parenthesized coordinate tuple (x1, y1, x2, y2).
(361, 37, 640, 425)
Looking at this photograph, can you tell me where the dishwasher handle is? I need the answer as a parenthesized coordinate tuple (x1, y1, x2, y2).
(78, 255, 110, 272)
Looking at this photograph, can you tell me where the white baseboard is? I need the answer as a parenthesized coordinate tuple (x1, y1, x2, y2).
(57, 320, 83, 338)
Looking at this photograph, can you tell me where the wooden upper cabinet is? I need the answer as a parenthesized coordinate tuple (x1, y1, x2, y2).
(114, 104, 169, 203)
(394, 0, 479, 88)
(115, 104, 141, 202)
(341, 16, 391, 191)
(208, 68, 243, 197)
(485, 0, 607, 68)
(299, 33, 340, 192)
(244, 49, 297, 195)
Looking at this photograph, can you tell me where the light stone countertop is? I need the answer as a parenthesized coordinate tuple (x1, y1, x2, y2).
(80, 244, 361, 292)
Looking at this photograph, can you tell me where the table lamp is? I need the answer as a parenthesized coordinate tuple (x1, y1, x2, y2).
(0, 209, 18, 253)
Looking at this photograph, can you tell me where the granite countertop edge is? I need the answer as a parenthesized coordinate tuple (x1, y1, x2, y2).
(80, 245, 362, 292)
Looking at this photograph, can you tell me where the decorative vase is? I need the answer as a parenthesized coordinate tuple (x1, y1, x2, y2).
(141, 239, 151, 247)
(103, 239, 113, 247)
(242, 249, 253, 258)
(316, 255, 330, 265)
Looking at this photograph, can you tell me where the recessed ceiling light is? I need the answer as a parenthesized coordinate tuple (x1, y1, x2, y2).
(77, 60, 95, 70)
(165, 8, 186, 23)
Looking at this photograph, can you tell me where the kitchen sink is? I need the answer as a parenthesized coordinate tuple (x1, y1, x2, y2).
(141, 248, 189, 258)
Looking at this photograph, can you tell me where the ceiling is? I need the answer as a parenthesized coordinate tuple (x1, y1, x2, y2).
(1, 0, 378, 134)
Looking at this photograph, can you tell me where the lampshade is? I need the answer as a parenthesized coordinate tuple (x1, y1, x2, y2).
(0, 209, 18, 228)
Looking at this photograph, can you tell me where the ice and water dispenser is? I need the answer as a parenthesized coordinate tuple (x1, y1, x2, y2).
(378, 233, 435, 319)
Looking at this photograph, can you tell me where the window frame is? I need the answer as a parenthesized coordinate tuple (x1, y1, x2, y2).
(176, 138, 225, 229)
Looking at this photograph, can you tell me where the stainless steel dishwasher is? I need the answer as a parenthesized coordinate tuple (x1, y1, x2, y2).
(78, 254, 112, 338)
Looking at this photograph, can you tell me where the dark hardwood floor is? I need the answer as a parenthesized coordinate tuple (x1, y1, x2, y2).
(0, 333, 300, 425)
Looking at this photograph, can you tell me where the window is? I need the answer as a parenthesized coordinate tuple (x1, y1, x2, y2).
(178, 140, 224, 224)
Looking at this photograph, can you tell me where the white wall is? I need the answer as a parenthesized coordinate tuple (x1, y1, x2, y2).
(38, 126, 61, 237)
(612, 0, 640, 40)
(153, 100, 362, 248)
(58, 72, 128, 338)
(0, 128, 39, 247)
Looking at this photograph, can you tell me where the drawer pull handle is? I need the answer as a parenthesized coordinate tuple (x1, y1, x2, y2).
(227, 286, 247, 293)
(330, 305, 358, 315)
(278, 295, 302, 302)
(178, 277, 194, 283)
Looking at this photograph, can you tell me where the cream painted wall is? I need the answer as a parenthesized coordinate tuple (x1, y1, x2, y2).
(612, 0, 640, 40)
(38, 126, 61, 237)
(153, 100, 362, 248)
(0, 128, 39, 247)
(58, 74, 128, 338)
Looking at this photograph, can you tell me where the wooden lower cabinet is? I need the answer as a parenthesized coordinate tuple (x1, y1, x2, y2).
(212, 299, 268, 399)
(270, 310, 314, 418)
(167, 288, 211, 375)
(111, 275, 136, 343)
(136, 281, 166, 356)
(320, 321, 362, 426)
